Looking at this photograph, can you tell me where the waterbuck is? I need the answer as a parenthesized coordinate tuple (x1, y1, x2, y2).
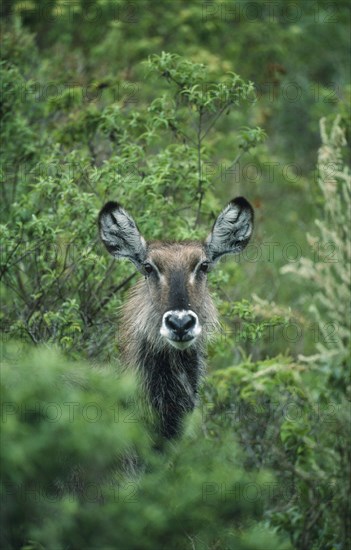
(98, 197, 254, 440)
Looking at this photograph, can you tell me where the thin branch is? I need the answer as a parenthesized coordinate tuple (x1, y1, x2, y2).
(194, 107, 204, 228)
(1, 277, 29, 303)
(91, 272, 137, 316)
(168, 121, 196, 146)
(93, 259, 118, 298)
(162, 72, 198, 146)
(0, 236, 24, 279)
(200, 100, 232, 142)
(211, 150, 245, 188)
(226, 151, 244, 173)
(0, 241, 48, 279)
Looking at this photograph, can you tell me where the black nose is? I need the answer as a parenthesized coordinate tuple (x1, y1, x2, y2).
(165, 313, 196, 340)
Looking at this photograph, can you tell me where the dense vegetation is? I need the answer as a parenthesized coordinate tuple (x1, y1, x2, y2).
(1, 2, 350, 549)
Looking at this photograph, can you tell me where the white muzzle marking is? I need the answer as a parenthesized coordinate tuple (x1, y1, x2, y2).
(160, 309, 201, 349)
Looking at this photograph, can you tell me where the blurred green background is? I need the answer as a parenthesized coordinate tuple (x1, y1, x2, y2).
(1, 1, 350, 549)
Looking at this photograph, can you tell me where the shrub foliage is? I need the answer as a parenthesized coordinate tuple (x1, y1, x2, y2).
(1, 6, 350, 550)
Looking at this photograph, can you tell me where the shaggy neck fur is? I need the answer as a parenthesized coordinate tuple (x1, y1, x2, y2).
(119, 278, 217, 440)
(136, 341, 205, 439)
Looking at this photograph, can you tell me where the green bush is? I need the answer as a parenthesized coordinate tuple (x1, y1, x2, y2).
(203, 354, 350, 549)
(203, 117, 351, 549)
(1, 6, 350, 549)
(282, 116, 351, 392)
(1, 344, 291, 550)
(0, 39, 264, 361)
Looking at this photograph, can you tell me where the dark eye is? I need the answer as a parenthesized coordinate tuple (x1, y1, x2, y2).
(199, 261, 210, 273)
(143, 262, 154, 274)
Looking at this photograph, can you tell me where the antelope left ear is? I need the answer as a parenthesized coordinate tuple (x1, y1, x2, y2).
(205, 197, 254, 262)
(98, 201, 147, 269)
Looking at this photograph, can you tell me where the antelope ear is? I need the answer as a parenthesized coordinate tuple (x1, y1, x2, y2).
(205, 197, 254, 262)
(98, 201, 147, 268)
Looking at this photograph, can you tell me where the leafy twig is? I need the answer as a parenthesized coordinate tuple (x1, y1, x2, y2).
(91, 272, 137, 316)
(194, 106, 204, 228)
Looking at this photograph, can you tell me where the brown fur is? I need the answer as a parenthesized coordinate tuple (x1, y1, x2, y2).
(118, 243, 219, 440)
(120, 243, 218, 363)
(98, 197, 254, 439)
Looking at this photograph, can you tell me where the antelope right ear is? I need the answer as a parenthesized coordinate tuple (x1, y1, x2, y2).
(98, 201, 147, 269)
(205, 197, 254, 263)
